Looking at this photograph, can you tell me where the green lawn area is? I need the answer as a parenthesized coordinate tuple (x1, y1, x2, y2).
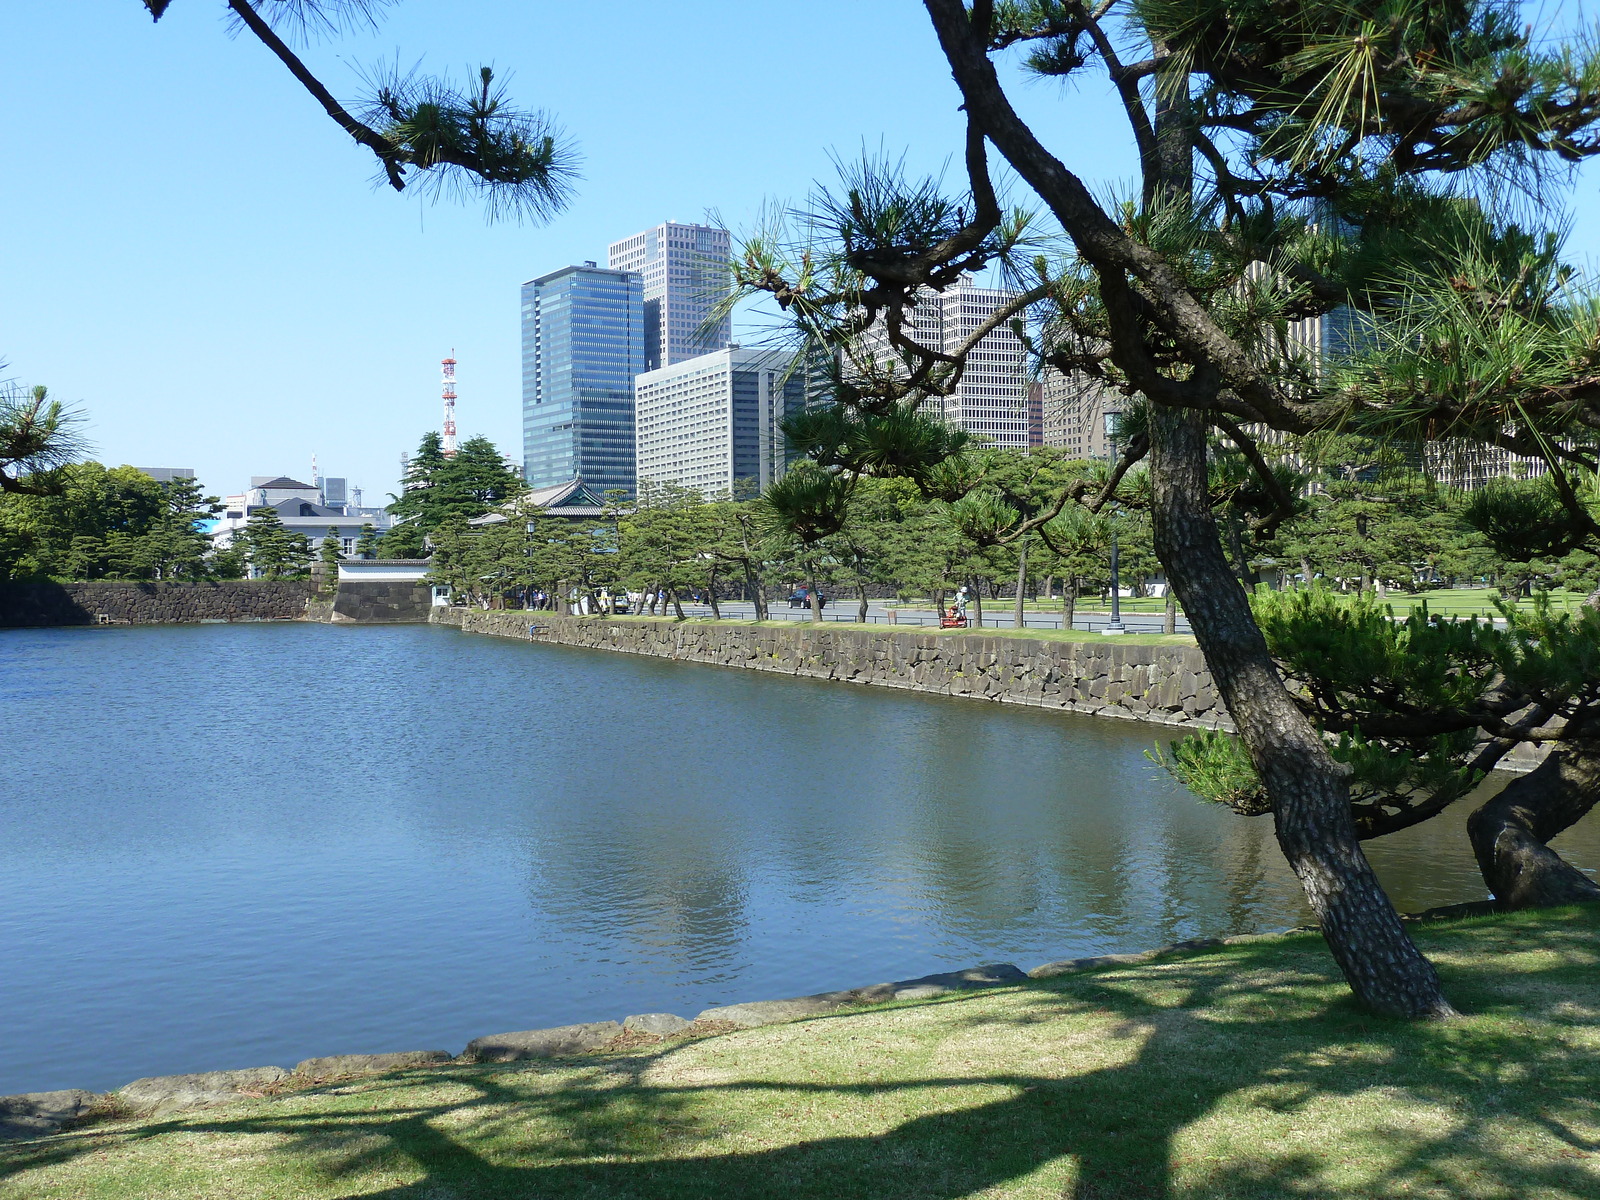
(895, 589, 1590, 620)
(5, 908, 1598, 1199)
(1376, 588, 1589, 618)
(608, 614, 1195, 648)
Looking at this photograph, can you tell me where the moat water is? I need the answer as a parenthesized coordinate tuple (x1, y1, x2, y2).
(3, 622, 1597, 1095)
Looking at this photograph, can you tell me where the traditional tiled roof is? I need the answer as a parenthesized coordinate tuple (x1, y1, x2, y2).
(467, 478, 610, 525)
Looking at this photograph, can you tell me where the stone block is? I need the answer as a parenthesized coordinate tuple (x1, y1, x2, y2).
(1029, 951, 1159, 978)
(118, 1067, 289, 1115)
(695, 991, 859, 1028)
(292, 1051, 452, 1079)
(462, 1021, 623, 1062)
(854, 962, 1029, 1003)
(1030, 938, 1221, 978)
(0, 1090, 100, 1140)
(622, 1013, 693, 1036)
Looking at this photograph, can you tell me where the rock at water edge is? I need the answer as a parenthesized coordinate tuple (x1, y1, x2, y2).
(0, 1090, 101, 1140)
(462, 1022, 623, 1062)
(118, 1067, 290, 1115)
(293, 1051, 453, 1079)
(694, 991, 859, 1029)
(622, 1014, 693, 1036)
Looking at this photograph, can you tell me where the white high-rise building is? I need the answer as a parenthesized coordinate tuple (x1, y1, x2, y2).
(608, 222, 732, 372)
(635, 347, 805, 497)
(1041, 369, 1120, 459)
(862, 276, 1030, 448)
(936, 277, 1030, 446)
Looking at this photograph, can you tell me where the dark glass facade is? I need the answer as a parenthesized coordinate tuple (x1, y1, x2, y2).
(522, 266, 645, 494)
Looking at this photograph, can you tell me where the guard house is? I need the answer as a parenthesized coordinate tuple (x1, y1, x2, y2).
(332, 558, 443, 621)
(467, 478, 610, 528)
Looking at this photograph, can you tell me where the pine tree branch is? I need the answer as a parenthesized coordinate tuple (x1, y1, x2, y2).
(225, 0, 408, 189)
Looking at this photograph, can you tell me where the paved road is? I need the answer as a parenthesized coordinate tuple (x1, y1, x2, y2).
(672, 599, 1192, 636)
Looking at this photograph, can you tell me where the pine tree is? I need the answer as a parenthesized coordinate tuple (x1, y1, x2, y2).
(238, 508, 310, 580)
(318, 526, 343, 592)
(147, 476, 222, 581)
(387, 432, 524, 533)
(721, 0, 1600, 1016)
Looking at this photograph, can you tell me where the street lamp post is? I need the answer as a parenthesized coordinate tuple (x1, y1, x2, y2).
(1107, 521, 1124, 634)
(1104, 408, 1126, 635)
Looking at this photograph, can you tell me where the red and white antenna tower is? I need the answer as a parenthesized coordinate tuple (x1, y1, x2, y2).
(441, 351, 458, 458)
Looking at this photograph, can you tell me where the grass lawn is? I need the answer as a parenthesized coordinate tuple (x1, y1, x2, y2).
(601, 614, 1195, 648)
(895, 589, 1590, 620)
(4, 908, 1597, 1199)
(1376, 588, 1589, 619)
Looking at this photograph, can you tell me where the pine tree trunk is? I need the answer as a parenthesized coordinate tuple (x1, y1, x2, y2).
(971, 580, 983, 629)
(858, 582, 869, 624)
(1164, 588, 1177, 635)
(1467, 744, 1600, 909)
(808, 567, 823, 623)
(1013, 536, 1030, 630)
(1064, 576, 1076, 632)
(742, 560, 765, 619)
(1148, 405, 1456, 1019)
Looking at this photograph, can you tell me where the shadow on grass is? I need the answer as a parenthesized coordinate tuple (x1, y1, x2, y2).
(5, 912, 1598, 1199)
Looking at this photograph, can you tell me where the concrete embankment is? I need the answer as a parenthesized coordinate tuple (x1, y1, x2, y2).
(433, 608, 1234, 731)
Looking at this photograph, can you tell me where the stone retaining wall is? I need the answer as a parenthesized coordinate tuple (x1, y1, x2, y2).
(0, 581, 315, 627)
(436, 609, 1232, 730)
(330, 581, 432, 624)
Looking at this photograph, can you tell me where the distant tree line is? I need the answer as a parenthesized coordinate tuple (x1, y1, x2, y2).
(0, 451, 360, 585)
(0, 460, 229, 582)
(402, 427, 1597, 619)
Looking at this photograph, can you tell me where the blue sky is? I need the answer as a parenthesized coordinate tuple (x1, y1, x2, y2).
(3, 2, 1597, 502)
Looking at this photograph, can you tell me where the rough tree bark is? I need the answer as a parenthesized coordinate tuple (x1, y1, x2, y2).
(1014, 535, 1030, 631)
(741, 560, 766, 619)
(1149, 406, 1457, 1018)
(1468, 743, 1600, 909)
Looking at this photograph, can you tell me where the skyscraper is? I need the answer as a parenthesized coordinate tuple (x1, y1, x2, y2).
(932, 277, 1030, 448)
(607, 222, 732, 372)
(521, 263, 645, 493)
(1040, 368, 1118, 459)
(861, 275, 1030, 448)
(635, 346, 805, 496)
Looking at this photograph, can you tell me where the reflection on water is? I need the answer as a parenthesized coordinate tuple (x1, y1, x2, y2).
(2, 623, 1594, 1094)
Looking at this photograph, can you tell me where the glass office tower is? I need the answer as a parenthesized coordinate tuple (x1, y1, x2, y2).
(521, 263, 645, 493)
